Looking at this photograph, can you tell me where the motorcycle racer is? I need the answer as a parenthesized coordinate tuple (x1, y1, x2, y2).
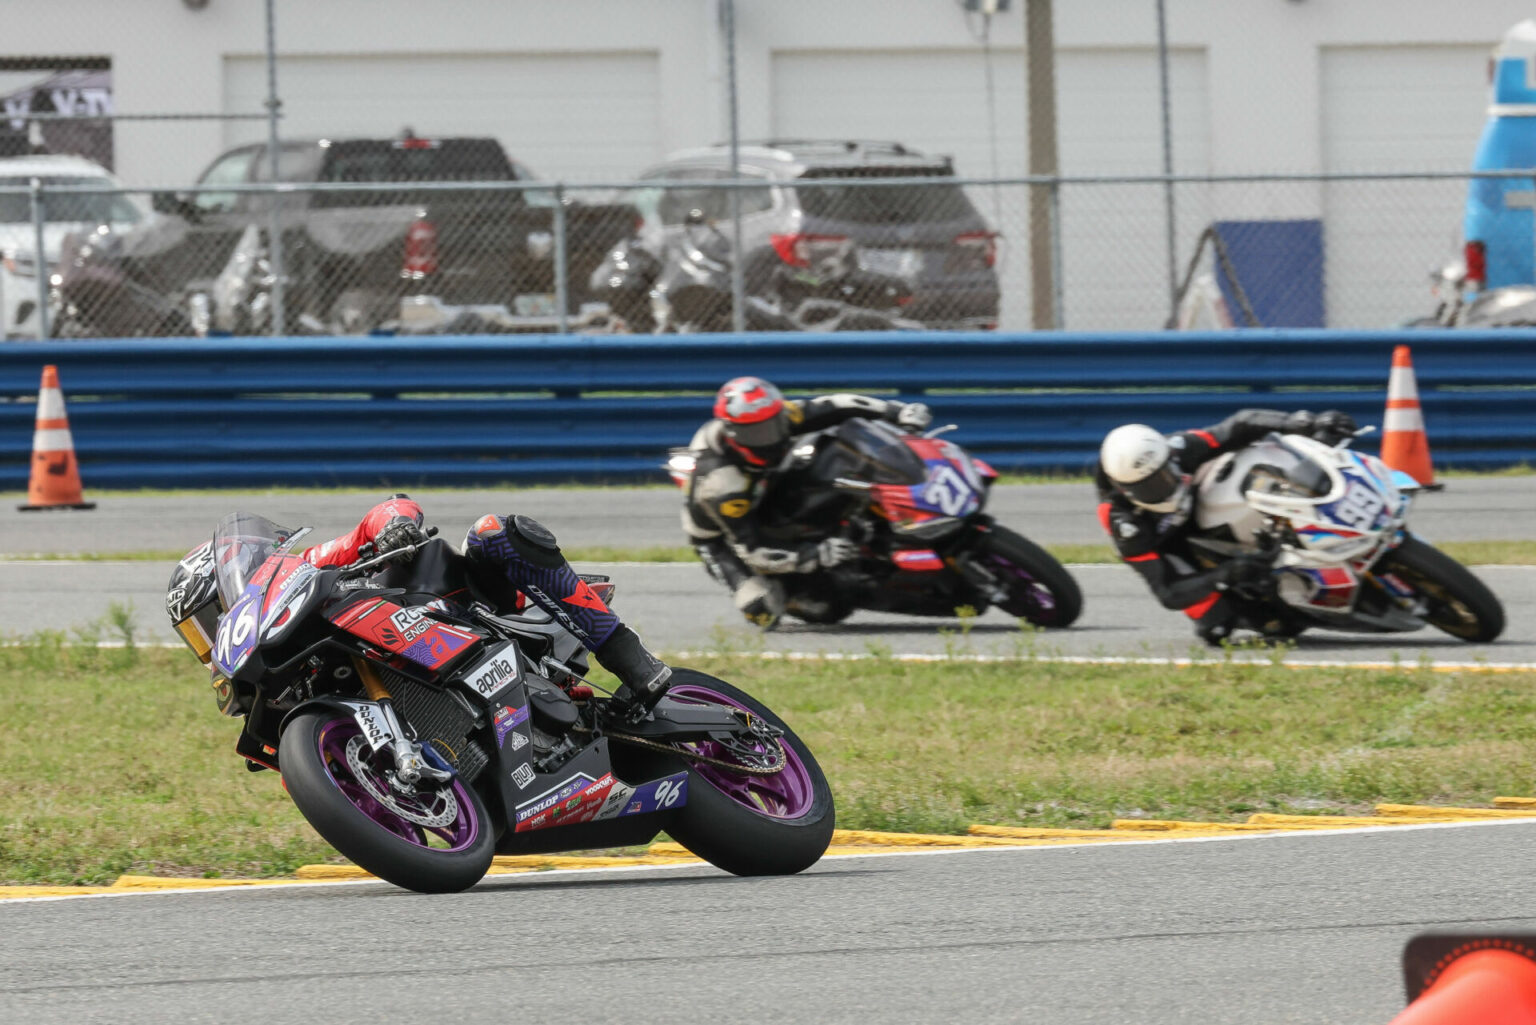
(682, 375, 934, 629)
(1095, 408, 1357, 644)
(174, 494, 672, 714)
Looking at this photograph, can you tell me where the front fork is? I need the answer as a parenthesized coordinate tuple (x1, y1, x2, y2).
(354, 658, 453, 790)
(941, 516, 1012, 604)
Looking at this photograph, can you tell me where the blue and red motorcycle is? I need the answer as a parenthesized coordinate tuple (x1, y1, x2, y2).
(672, 418, 1083, 628)
(170, 512, 834, 893)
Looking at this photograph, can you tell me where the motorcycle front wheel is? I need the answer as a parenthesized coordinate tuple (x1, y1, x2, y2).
(1377, 535, 1505, 642)
(280, 711, 495, 893)
(662, 671, 835, 876)
(970, 523, 1083, 628)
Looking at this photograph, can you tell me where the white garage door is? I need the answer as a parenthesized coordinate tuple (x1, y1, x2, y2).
(223, 51, 663, 183)
(1321, 45, 1490, 327)
(770, 47, 1211, 331)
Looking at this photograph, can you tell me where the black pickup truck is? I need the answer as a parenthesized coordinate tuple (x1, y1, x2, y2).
(52, 134, 638, 336)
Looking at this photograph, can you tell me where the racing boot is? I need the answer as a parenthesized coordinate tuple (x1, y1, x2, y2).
(594, 625, 672, 715)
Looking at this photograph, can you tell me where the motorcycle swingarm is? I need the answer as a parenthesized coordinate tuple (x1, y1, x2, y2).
(617, 697, 751, 741)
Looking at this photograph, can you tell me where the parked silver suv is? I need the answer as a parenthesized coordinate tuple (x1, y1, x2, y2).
(604, 140, 1000, 332)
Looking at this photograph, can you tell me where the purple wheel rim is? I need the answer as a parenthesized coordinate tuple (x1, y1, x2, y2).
(982, 553, 1057, 615)
(316, 718, 480, 852)
(666, 683, 817, 820)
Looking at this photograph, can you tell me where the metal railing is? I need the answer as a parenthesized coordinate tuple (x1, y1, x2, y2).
(2, 330, 1532, 489)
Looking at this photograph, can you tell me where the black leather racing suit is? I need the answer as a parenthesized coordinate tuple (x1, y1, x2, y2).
(1095, 408, 1336, 643)
(681, 393, 920, 628)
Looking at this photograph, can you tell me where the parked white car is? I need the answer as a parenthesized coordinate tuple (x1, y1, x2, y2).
(0, 154, 146, 338)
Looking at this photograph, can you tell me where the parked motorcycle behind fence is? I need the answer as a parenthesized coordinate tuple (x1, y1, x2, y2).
(1405, 257, 1536, 327)
(166, 514, 835, 893)
(1186, 429, 1504, 642)
(669, 418, 1083, 628)
(592, 209, 923, 333)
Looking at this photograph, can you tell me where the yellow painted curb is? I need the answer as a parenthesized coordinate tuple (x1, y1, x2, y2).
(830, 829, 1027, 848)
(1243, 813, 1434, 827)
(0, 885, 116, 898)
(1374, 804, 1536, 819)
(13, 801, 1536, 899)
(969, 824, 1148, 839)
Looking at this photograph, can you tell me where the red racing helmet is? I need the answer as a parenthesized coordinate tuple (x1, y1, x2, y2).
(714, 376, 791, 466)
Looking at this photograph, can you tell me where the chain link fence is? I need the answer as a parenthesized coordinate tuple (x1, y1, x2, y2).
(0, 168, 1500, 340)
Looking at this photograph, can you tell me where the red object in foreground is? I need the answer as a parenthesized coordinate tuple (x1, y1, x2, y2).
(1392, 936, 1536, 1024)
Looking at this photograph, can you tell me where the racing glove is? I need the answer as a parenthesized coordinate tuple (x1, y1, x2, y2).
(1311, 409, 1358, 444)
(1283, 410, 1318, 436)
(1215, 550, 1278, 599)
(815, 537, 860, 568)
(374, 516, 428, 560)
(897, 402, 933, 432)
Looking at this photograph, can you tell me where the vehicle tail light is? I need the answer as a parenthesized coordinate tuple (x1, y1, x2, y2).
(403, 217, 439, 278)
(1464, 240, 1486, 289)
(954, 231, 998, 269)
(770, 232, 849, 268)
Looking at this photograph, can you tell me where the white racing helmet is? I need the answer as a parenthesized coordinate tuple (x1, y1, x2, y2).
(1100, 424, 1191, 514)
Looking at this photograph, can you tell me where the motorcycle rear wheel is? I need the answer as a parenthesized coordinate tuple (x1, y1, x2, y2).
(971, 524, 1083, 628)
(1377, 535, 1505, 643)
(662, 670, 835, 876)
(281, 711, 495, 893)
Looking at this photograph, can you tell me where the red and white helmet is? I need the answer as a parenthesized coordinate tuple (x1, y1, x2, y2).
(714, 376, 791, 466)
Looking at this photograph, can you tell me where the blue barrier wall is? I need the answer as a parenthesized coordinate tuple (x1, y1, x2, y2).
(1, 330, 1533, 489)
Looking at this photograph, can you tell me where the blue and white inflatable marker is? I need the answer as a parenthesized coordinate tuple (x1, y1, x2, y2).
(1466, 20, 1536, 291)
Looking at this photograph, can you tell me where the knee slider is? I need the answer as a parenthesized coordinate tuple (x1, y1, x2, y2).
(734, 576, 784, 628)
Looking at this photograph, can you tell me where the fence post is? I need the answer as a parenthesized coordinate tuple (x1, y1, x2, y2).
(554, 183, 570, 335)
(29, 177, 49, 340)
(1049, 177, 1064, 330)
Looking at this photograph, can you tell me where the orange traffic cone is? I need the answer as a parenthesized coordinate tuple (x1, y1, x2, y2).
(1379, 345, 1438, 489)
(18, 364, 94, 512)
(1392, 944, 1536, 1024)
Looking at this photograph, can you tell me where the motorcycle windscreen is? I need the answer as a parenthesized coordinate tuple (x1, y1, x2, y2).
(818, 419, 927, 485)
(211, 512, 297, 610)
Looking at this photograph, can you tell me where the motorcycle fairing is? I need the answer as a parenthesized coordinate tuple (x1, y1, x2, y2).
(511, 769, 689, 833)
(488, 736, 688, 854)
(328, 596, 480, 670)
(873, 437, 983, 532)
(891, 549, 946, 572)
(1280, 565, 1360, 611)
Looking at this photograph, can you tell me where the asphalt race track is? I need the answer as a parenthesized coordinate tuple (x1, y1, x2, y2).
(1, 479, 1531, 664)
(5, 821, 1536, 1024)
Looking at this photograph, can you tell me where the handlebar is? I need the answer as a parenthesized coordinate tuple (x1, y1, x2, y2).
(337, 526, 440, 580)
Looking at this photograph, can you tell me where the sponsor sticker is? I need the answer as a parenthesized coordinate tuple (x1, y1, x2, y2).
(353, 704, 390, 751)
(493, 704, 530, 747)
(389, 606, 433, 643)
(511, 763, 536, 789)
(467, 654, 520, 701)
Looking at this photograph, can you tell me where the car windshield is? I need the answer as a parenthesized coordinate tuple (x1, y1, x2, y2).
(0, 176, 142, 224)
(815, 418, 927, 485)
(795, 169, 978, 225)
(212, 512, 295, 609)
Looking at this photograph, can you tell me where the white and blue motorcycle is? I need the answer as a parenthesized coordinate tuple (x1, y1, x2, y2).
(1189, 431, 1504, 642)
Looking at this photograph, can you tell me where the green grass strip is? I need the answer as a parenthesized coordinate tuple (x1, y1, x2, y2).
(3, 631, 1534, 884)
